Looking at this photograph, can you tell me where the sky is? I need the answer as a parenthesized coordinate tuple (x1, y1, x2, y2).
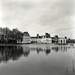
(0, 0, 75, 38)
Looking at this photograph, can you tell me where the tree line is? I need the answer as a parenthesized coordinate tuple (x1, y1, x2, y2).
(0, 27, 23, 44)
(0, 27, 75, 44)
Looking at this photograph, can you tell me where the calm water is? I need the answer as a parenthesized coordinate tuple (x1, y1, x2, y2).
(0, 44, 75, 75)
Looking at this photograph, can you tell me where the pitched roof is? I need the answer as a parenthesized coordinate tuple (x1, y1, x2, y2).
(23, 32, 30, 36)
(31, 37, 37, 39)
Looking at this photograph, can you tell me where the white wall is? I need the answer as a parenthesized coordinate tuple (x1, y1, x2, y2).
(58, 38, 66, 44)
(22, 36, 31, 43)
(37, 38, 52, 43)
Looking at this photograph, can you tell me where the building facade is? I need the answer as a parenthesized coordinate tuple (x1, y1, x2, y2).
(22, 32, 67, 44)
(37, 38, 52, 43)
(31, 34, 52, 44)
(58, 38, 66, 44)
(22, 32, 31, 43)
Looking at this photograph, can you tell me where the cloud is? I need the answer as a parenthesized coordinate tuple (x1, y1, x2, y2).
(0, 0, 75, 38)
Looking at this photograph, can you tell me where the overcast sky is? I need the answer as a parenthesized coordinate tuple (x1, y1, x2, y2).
(0, 0, 75, 38)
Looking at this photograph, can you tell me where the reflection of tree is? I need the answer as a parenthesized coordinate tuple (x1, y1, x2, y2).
(0, 46, 30, 63)
(11, 46, 23, 60)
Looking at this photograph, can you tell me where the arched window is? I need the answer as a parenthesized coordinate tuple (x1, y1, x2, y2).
(61, 40, 62, 43)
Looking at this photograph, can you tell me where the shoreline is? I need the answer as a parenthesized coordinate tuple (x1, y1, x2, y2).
(0, 43, 72, 46)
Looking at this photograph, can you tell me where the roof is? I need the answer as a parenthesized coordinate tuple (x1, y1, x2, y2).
(58, 37, 66, 39)
(31, 35, 44, 39)
(23, 32, 30, 36)
(31, 37, 37, 39)
(51, 37, 55, 39)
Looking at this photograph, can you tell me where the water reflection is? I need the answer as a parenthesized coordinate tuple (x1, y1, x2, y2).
(0, 45, 75, 75)
(0, 45, 74, 63)
(45, 49, 51, 55)
(0, 46, 30, 63)
(22, 46, 30, 57)
(52, 46, 67, 52)
(65, 59, 75, 75)
(36, 48, 43, 54)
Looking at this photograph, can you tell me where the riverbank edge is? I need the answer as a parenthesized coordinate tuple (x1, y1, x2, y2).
(0, 43, 70, 46)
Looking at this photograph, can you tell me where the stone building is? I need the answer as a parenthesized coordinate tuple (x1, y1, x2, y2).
(58, 38, 66, 44)
(31, 33, 52, 44)
(22, 32, 66, 44)
(31, 37, 38, 43)
(22, 32, 31, 43)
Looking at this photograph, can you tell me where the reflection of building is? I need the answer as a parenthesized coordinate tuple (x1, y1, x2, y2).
(52, 46, 67, 52)
(30, 45, 51, 54)
(22, 46, 30, 57)
(0, 46, 31, 63)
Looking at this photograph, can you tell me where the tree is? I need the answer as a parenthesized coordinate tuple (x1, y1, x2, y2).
(1, 27, 11, 43)
(0, 27, 23, 44)
(45, 33, 50, 38)
(11, 28, 23, 43)
(12, 28, 22, 39)
(0, 27, 3, 40)
(55, 35, 58, 39)
(65, 36, 67, 39)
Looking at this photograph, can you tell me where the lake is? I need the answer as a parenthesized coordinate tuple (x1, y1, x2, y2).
(0, 44, 75, 75)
